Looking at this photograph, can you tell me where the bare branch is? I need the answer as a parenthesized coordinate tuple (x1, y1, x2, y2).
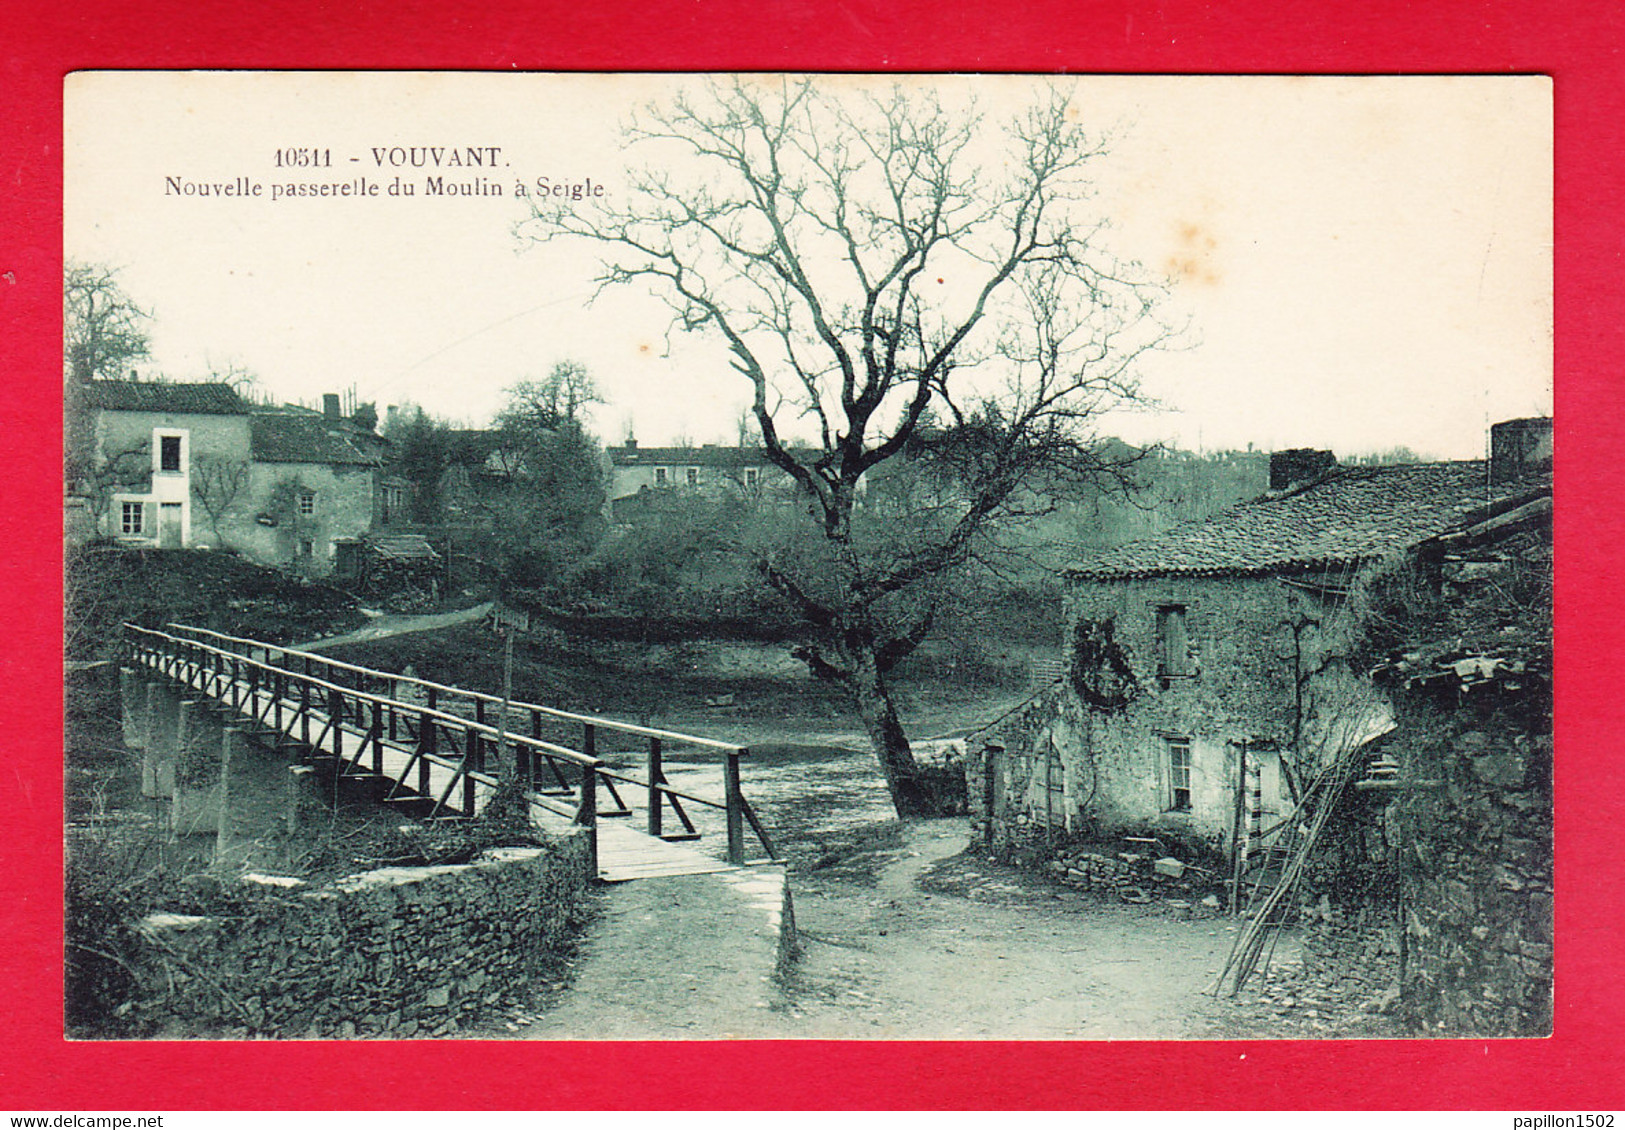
(517, 79, 1176, 817)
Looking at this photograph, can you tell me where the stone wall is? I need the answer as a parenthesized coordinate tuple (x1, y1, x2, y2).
(1384, 700, 1553, 1036)
(221, 461, 377, 575)
(1300, 900, 1401, 989)
(125, 835, 591, 1037)
(1288, 698, 1552, 1038)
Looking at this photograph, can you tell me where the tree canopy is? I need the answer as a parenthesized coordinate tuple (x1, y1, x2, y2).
(522, 79, 1178, 815)
(64, 262, 151, 384)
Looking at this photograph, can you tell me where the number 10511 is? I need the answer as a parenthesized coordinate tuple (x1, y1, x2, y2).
(274, 149, 332, 168)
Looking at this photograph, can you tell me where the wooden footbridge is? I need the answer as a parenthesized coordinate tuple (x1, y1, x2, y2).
(122, 623, 778, 881)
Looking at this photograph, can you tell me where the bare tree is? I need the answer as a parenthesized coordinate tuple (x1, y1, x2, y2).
(191, 455, 251, 548)
(71, 439, 150, 530)
(497, 360, 602, 436)
(522, 78, 1177, 815)
(64, 262, 151, 384)
(204, 361, 262, 400)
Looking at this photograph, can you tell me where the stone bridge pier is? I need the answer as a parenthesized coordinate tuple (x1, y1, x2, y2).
(119, 667, 322, 866)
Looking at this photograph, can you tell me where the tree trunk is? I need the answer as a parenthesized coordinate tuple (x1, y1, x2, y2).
(849, 653, 941, 818)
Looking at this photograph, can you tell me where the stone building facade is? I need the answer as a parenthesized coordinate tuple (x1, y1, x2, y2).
(220, 408, 385, 574)
(68, 380, 252, 550)
(976, 422, 1552, 874)
(67, 381, 388, 577)
(603, 438, 827, 523)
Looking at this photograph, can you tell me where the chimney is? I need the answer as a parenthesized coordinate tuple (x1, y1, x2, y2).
(625, 435, 638, 450)
(323, 393, 342, 421)
(1269, 448, 1337, 491)
(1489, 417, 1553, 485)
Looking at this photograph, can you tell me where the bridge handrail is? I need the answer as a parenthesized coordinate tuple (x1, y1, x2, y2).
(163, 622, 748, 755)
(126, 624, 598, 767)
(129, 622, 776, 863)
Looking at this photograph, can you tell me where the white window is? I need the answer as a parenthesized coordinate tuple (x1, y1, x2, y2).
(1166, 737, 1193, 812)
(686, 467, 699, 487)
(744, 467, 759, 487)
(120, 501, 144, 535)
(158, 435, 182, 473)
(654, 467, 668, 486)
(298, 490, 316, 517)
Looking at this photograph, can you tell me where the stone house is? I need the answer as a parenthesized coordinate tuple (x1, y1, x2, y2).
(603, 438, 827, 523)
(606, 438, 773, 498)
(66, 379, 252, 550)
(226, 403, 387, 574)
(972, 419, 1553, 868)
(67, 380, 389, 577)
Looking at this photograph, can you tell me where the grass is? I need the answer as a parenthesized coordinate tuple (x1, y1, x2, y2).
(67, 545, 366, 663)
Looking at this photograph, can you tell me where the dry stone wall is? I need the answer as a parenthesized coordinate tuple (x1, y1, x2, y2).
(1385, 704, 1553, 1036)
(126, 834, 590, 1038)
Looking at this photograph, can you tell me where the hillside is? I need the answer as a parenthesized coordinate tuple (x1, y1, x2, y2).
(66, 546, 366, 664)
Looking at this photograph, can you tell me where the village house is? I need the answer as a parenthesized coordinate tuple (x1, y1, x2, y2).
(228, 397, 388, 574)
(603, 438, 783, 522)
(66, 379, 253, 550)
(971, 418, 1553, 871)
(601, 436, 873, 526)
(67, 382, 391, 577)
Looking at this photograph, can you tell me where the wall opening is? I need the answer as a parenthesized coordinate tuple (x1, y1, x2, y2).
(1165, 735, 1192, 812)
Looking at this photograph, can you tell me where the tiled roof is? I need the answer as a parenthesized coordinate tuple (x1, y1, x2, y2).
(608, 443, 815, 467)
(367, 534, 440, 561)
(76, 380, 246, 415)
(1066, 462, 1544, 581)
(251, 412, 382, 466)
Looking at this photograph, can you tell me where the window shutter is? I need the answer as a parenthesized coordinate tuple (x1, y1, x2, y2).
(143, 501, 157, 538)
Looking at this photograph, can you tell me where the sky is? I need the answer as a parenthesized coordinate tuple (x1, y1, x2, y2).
(64, 72, 1551, 460)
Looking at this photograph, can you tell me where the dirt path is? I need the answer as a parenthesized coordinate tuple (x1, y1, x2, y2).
(491, 818, 1295, 1040)
(781, 818, 1248, 1039)
(295, 601, 492, 651)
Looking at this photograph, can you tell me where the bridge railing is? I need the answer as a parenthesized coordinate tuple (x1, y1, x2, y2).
(133, 623, 776, 865)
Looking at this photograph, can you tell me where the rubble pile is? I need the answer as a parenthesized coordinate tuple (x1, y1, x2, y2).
(1043, 845, 1226, 914)
(1230, 946, 1402, 1037)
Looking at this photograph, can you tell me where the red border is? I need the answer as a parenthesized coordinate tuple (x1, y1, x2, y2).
(4, 0, 1622, 1111)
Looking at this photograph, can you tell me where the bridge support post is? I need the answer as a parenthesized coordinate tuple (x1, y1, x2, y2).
(119, 668, 144, 753)
(647, 737, 663, 838)
(216, 726, 239, 863)
(285, 764, 321, 835)
(169, 700, 207, 836)
(724, 750, 746, 866)
(143, 681, 180, 800)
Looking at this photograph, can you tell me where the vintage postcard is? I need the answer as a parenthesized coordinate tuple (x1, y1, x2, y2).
(63, 71, 1551, 1043)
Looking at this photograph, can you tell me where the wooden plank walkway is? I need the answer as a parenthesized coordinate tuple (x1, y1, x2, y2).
(594, 821, 739, 882)
(525, 793, 738, 882)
